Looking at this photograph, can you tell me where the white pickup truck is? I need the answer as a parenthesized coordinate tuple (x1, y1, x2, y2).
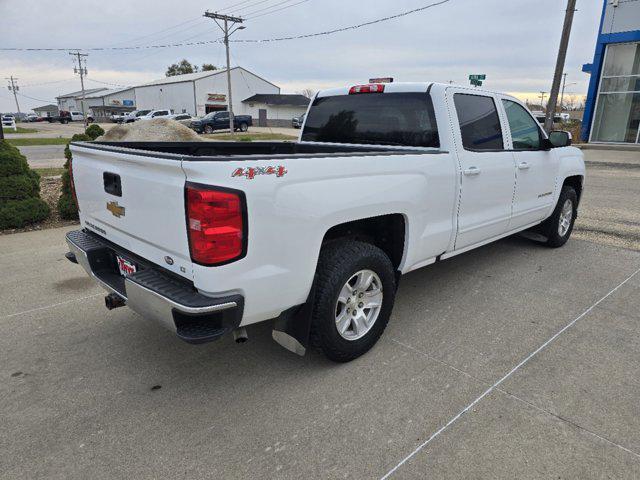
(66, 82, 585, 362)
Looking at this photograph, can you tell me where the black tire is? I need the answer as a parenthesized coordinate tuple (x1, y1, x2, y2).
(310, 240, 397, 362)
(540, 186, 578, 248)
(239, 122, 248, 132)
(204, 125, 214, 134)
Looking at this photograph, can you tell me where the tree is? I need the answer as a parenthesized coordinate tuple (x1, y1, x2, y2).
(58, 131, 91, 220)
(166, 60, 219, 77)
(298, 88, 315, 99)
(166, 59, 197, 77)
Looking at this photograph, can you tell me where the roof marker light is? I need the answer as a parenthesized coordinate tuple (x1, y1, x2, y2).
(348, 84, 385, 95)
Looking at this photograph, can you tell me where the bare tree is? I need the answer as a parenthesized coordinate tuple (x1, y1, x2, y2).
(298, 88, 316, 99)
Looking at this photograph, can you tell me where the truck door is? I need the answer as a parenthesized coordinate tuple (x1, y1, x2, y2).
(498, 97, 559, 229)
(216, 112, 229, 129)
(448, 90, 517, 250)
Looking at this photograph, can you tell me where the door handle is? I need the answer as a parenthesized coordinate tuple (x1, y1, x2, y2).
(463, 166, 481, 176)
(518, 162, 531, 170)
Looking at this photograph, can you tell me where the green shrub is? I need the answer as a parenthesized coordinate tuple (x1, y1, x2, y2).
(0, 175, 40, 201)
(0, 140, 51, 229)
(85, 124, 105, 140)
(58, 133, 90, 220)
(0, 197, 50, 229)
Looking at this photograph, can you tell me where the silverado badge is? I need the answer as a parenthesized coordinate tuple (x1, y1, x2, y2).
(106, 201, 126, 218)
(232, 166, 287, 180)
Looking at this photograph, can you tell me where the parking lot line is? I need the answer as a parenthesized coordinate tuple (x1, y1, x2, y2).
(380, 265, 640, 480)
(1, 293, 102, 320)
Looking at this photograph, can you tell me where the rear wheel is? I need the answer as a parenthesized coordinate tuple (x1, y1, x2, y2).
(239, 122, 249, 132)
(310, 240, 396, 362)
(540, 185, 578, 248)
(204, 125, 214, 134)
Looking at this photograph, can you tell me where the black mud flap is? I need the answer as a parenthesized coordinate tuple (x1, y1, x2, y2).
(272, 285, 316, 356)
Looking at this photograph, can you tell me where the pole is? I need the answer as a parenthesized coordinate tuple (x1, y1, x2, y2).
(544, 0, 577, 133)
(540, 91, 547, 110)
(70, 51, 89, 128)
(203, 12, 244, 137)
(223, 19, 234, 136)
(7, 76, 21, 114)
(559, 73, 567, 112)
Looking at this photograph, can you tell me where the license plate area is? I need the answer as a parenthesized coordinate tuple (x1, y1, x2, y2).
(116, 254, 137, 277)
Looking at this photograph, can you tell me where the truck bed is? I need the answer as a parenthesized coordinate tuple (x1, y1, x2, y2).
(74, 141, 441, 161)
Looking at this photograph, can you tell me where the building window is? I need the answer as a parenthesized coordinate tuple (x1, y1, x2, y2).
(591, 42, 640, 143)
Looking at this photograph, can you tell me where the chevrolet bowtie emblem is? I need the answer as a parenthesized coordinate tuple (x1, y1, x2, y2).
(106, 201, 126, 218)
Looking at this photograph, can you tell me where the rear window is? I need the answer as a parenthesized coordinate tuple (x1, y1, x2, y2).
(453, 94, 503, 151)
(301, 92, 439, 148)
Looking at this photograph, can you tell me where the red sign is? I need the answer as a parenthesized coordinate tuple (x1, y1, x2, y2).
(207, 94, 227, 103)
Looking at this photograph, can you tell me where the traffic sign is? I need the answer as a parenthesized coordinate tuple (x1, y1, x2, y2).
(469, 74, 486, 81)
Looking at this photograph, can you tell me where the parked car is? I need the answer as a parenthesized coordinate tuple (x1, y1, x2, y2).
(65, 81, 584, 362)
(118, 110, 152, 123)
(110, 113, 127, 123)
(1, 114, 16, 129)
(190, 111, 252, 134)
(136, 110, 172, 121)
(292, 113, 305, 129)
(170, 113, 195, 127)
(24, 113, 39, 122)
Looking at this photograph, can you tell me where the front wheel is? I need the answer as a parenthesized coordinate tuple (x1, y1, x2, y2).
(310, 240, 396, 362)
(540, 186, 578, 248)
(204, 125, 214, 134)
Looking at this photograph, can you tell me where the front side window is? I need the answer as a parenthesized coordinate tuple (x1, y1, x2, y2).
(502, 100, 542, 150)
(454, 94, 504, 151)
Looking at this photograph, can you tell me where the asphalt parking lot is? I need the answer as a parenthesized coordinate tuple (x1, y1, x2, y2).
(2, 150, 640, 479)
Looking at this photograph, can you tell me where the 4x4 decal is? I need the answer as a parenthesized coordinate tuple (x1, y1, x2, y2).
(232, 166, 287, 180)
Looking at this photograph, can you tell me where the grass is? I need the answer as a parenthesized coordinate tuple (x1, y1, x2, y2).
(6, 137, 71, 146)
(201, 132, 297, 142)
(1, 126, 39, 134)
(35, 167, 66, 177)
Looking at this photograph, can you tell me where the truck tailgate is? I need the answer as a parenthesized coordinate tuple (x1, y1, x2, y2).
(70, 144, 193, 280)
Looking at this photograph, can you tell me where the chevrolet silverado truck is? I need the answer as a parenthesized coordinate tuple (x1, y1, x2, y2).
(65, 82, 585, 362)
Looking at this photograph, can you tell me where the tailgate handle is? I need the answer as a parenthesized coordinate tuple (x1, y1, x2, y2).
(103, 172, 122, 197)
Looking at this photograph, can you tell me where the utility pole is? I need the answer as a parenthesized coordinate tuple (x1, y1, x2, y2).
(539, 91, 547, 110)
(559, 73, 568, 112)
(544, 0, 577, 132)
(6, 76, 21, 114)
(70, 51, 89, 128)
(204, 11, 245, 136)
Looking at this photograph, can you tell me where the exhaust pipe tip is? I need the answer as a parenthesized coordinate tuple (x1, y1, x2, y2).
(105, 293, 126, 310)
(233, 327, 248, 344)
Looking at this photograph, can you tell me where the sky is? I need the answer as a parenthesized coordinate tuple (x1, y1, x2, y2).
(0, 0, 603, 113)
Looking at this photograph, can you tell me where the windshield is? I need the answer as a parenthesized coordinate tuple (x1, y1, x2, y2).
(136, 110, 151, 117)
(301, 92, 439, 148)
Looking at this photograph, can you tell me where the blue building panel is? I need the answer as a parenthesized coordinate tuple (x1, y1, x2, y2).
(582, 0, 640, 142)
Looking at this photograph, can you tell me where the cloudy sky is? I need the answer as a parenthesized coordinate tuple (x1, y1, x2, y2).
(0, 0, 602, 113)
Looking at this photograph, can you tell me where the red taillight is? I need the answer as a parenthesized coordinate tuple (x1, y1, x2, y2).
(349, 84, 385, 95)
(69, 157, 80, 212)
(186, 184, 246, 265)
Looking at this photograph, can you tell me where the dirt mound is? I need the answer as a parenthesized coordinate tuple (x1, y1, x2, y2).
(98, 118, 202, 142)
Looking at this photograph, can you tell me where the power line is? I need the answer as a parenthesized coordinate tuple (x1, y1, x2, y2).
(243, 0, 299, 17)
(227, 0, 276, 14)
(246, 0, 311, 19)
(0, 0, 452, 50)
(16, 92, 57, 103)
(85, 78, 131, 88)
(108, 17, 204, 47)
(215, 0, 263, 13)
(234, 0, 451, 42)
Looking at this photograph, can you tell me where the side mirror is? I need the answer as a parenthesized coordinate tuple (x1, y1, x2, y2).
(548, 130, 572, 148)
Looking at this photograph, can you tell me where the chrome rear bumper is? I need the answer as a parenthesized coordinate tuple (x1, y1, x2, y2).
(66, 230, 243, 344)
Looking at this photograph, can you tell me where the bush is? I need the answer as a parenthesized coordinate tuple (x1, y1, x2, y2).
(85, 124, 105, 140)
(0, 140, 50, 229)
(58, 133, 91, 220)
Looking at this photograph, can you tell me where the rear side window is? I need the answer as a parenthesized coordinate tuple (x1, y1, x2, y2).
(502, 100, 542, 150)
(301, 92, 439, 148)
(454, 94, 504, 151)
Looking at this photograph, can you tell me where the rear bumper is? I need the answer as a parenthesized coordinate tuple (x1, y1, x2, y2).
(66, 230, 244, 344)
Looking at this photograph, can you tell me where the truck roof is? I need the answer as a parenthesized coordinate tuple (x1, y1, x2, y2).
(316, 82, 510, 99)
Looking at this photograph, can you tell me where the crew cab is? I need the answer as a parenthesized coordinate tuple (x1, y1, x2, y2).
(136, 110, 172, 121)
(65, 82, 584, 362)
(190, 111, 252, 134)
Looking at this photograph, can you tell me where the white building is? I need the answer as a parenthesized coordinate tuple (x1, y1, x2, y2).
(56, 88, 109, 113)
(84, 87, 137, 121)
(242, 94, 310, 127)
(134, 67, 280, 118)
